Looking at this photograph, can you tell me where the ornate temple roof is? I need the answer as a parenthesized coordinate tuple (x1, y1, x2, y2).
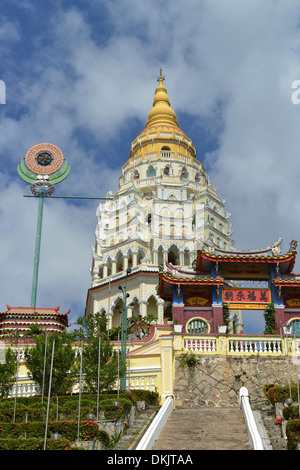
(195, 237, 297, 274)
(158, 239, 299, 300)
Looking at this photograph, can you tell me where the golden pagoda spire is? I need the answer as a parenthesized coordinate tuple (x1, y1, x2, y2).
(145, 68, 179, 128)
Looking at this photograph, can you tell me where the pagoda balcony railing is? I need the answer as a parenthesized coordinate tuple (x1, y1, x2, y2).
(182, 334, 298, 356)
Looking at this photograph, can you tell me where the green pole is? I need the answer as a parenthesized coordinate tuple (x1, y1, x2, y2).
(31, 188, 45, 310)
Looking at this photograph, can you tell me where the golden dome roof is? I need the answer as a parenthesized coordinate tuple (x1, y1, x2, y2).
(145, 68, 179, 128)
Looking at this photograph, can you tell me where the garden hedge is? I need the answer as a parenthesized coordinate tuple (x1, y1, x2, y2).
(0, 389, 159, 450)
(0, 437, 74, 451)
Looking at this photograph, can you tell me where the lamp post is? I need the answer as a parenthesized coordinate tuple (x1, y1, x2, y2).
(118, 268, 131, 390)
(18, 142, 112, 312)
(17, 143, 70, 312)
(285, 324, 293, 403)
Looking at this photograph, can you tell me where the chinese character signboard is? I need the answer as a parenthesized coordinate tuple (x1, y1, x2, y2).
(222, 288, 271, 310)
(185, 296, 210, 306)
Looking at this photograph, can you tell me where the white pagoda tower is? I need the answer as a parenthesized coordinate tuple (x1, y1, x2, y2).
(85, 70, 234, 328)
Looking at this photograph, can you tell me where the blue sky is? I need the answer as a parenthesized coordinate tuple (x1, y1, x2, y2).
(1, 1, 300, 331)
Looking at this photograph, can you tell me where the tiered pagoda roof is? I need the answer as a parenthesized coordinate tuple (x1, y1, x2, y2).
(0, 305, 70, 336)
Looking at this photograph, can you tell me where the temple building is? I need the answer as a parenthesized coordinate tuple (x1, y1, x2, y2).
(158, 237, 300, 335)
(85, 70, 235, 328)
(0, 305, 70, 337)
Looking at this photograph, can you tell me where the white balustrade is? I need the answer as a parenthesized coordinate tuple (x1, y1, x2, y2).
(184, 336, 283, 355)
(8, 382, 39, 398)
(229, 339, 282, 354)
(125, 375, 156, 391)
(184, 338, 216, 352)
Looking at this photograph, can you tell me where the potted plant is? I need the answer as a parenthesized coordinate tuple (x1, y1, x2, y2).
(217, 325, 227, 333)
(173, 319, 183, 333)
(174, 324, 183, 333)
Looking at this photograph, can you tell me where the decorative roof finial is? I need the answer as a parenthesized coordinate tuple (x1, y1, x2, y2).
(146, 68, 178, 128)
(157, 67, 165, 83)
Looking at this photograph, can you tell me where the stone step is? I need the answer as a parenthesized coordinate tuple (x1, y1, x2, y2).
(152, 407, 252, 450)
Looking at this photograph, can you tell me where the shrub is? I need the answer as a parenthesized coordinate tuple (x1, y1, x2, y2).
(266, 384, 299, 406)
(98, 398, 132, 420)
(0, 437, 73, 450)
(286, 419, 300, 450)
(283, 405, 300, 421)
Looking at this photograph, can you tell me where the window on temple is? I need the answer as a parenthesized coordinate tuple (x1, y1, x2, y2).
(146, 165, 156, 177)
(159, 224, 165, 235)
(115, 251, 124, 271)
(106, 257, 112, 276)
(127, 249, 133, 267)
(170, 225, 176, 236)
(290, 320, 300, 335)
(137, 248, 146, 264)
(183, 248, 190, 265)
(160, 207, 170, 218)
(175, 208, 184, 218)
(158, 245, 164, 265)
(147, 295, 158, 320)
(187, 318, 208, 334)
(168, 245, 179, 265)
(181, 167, 188, 178)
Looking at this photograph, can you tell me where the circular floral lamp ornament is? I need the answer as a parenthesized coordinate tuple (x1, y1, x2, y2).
(17, 142, 70, 196)
(17, 143, 70, 311)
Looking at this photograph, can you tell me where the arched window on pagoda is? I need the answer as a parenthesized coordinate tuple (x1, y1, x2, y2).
(168, 244, 179, 265)
(112, 300, 123, 328)
(127, 248, 133, 267)
(137, 248, 146, 264)
(146, 165, 156, 177)
(158, 245, 164, 265)
(106, 257, 112, 276)
(183, 248, 190, 266)
(170, 225, 176, 237)
(147, 295, 158, 321)
(115, 251, 124, 272)
(161, 145, 171, 158)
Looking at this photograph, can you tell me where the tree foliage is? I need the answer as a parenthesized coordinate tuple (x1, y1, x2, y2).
(0, 348, 17, 398)
(72, 313, 125, 393)
(263, 302, 276, 334)
(25, 329, 76, 396)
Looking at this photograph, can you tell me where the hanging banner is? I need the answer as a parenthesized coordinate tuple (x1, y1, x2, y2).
(222, 288, 271, 309)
